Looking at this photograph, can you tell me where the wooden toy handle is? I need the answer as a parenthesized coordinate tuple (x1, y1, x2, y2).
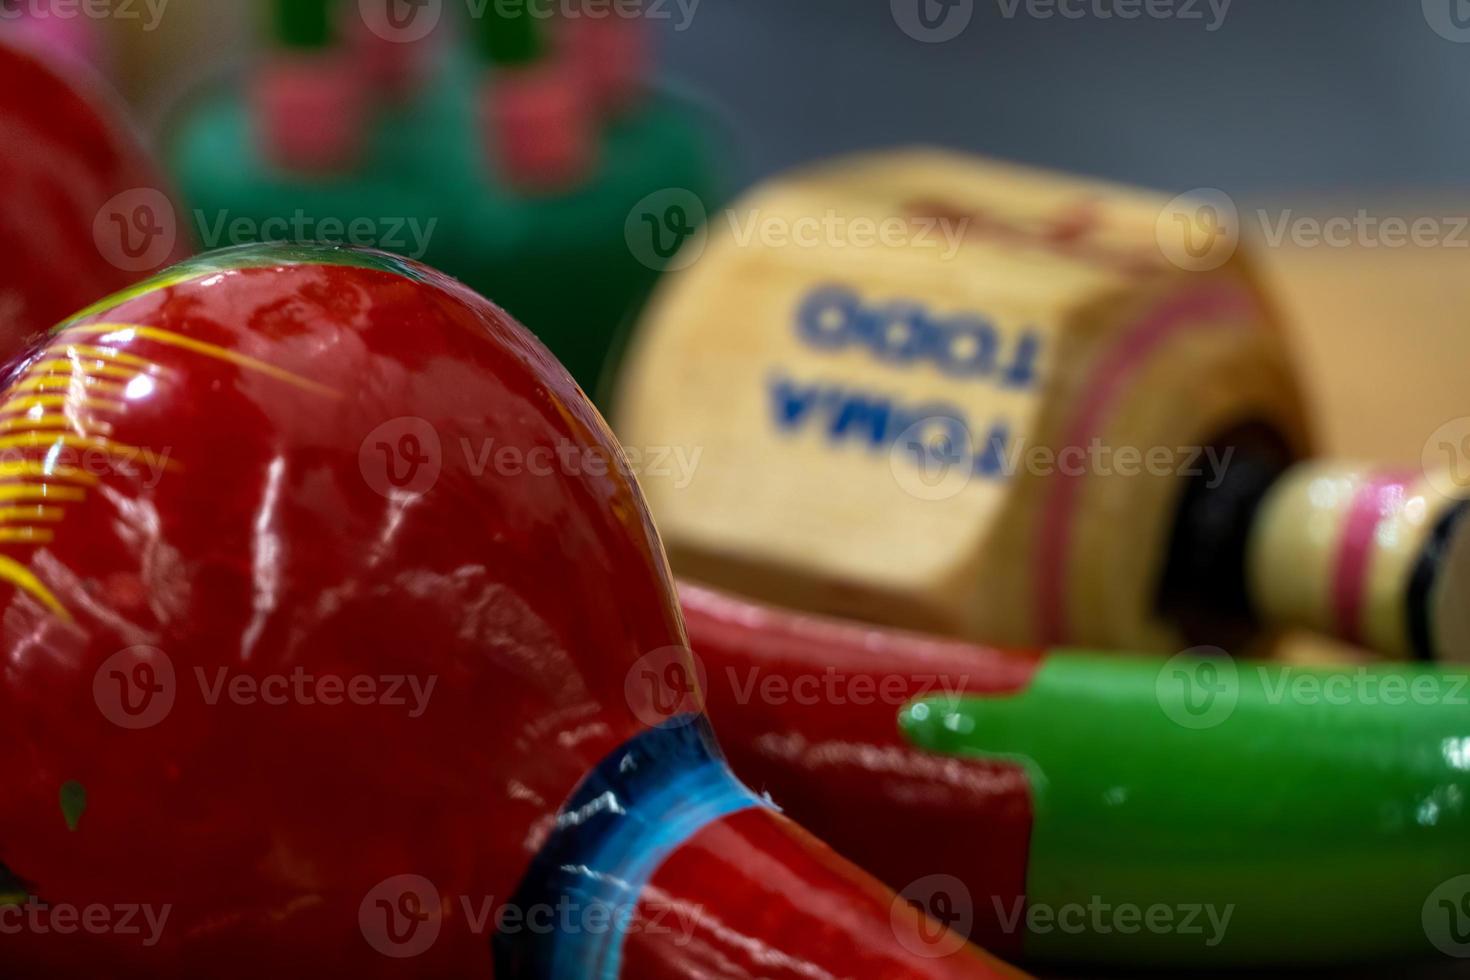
(624, 807, 1029, 979)
(1247, 462, 1470, 661)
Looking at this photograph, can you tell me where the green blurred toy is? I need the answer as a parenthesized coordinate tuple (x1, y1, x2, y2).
(168, 0, 720, 397)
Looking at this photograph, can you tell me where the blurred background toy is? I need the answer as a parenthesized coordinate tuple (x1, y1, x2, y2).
(1, 0, 110, 74)
(0, 36, 186, 360)
(616, 151, 1470, 663)
(166, 0, 721, 396)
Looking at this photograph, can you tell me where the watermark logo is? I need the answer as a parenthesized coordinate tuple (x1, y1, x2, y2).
(1156, 647, 1238, 729)
(93, 646, 176, 730)
(624, 645, 707, 727)
(891, 874, 972, 958)
(1423, 417, 1470, 499)
(890, 416, 979, 502)
(892, 0, 974, 42)
(1156, 189, 1239, 272)
(626, 189, 708, 272)
(359, 0, 444, 42)
(468, 0, 701, 31)
(993, 896, 1233, 945)
(0, 0, 170, 31)
(361, 874, 443, 958)
(724, 665, 969, 708)
(1256, 208, 1470, 251)
(1424, 0, 1470, 42)
(194, 210, 438, 260)
(996, 0, 1232, 31)
(0, 898, 171, 947)
(94, 188, 177, 274)
(360, 417, 443, 500)
(1425, 875, 1470, 957)
(195, 667, 437, 717)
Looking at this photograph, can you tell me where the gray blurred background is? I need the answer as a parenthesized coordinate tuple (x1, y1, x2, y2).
(121, 0, 1470, 197)
(93, 0, 1470, 468)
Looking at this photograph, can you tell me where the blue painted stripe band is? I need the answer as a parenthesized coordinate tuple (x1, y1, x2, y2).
(492, 718, 769, 979)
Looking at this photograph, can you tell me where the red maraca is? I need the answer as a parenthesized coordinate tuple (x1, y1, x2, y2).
(0, 244, 1022, 979)
(0, 38, 187, 358)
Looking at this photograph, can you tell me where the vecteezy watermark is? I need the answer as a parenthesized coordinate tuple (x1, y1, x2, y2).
(889, 418, 1238, 503)
(359, 874, 704, 958)
(723, 664, 971, 708)
(1255, 209, 1470, 251)
(996, 0, 1232, 31)
(1156, 648, 1240, 729)
(93, 188, 179, 275)
(625, 189, 709, 272)
(358, 0, 444, 44)
(891, 875, 973, 958)
(0, 898, 171, 948)
(358, 0, 700, 44)
(196, 667, 437, 719)
(1155, 188, 1240, 272)
(92, 647, 438, 729)
(361, 874, 444, 959)
(194, 210, 439, 261)
(891, 0, 975, 43)
(0, 445, 173, 492)
(991, 896, 1235, 947)
(0, 0, 170, 31)
(358, 417, 702, 501)
(472, 0, 701, 30)
(1158, 652, 1470, 730)
(1423, 0, 1470, 43)
(1157, 189, 1470, 272)
(624, 645, 707, 728)
(1424, 416, 1470, 498)
(1425, 875, 1470, 957)
(94, 646, 178, 730)
(625, 190, 972, 272)
(360, 417, 444, 500)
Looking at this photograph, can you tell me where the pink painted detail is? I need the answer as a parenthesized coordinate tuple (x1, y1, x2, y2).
(480, 61, 596, 191)
(565, 15, 650, 114)
(1330, 471, 1416, 646)
(10, 12, 105, 73)
(250, 54, 368, 173)
(1033, 286, 1255, 645)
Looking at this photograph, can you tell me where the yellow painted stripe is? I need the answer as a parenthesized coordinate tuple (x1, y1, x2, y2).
(0, 506, 63, 523)
(0, 434, 181, 472)
(14, 376, 130, 397)
(66, 324, 341, 399)
(0, 416, 112, 435)
(0, 485, 85, 503)
(0, 463, 99, 486)
(0, 395, 125, 415)
(44, 344, 158, 371)
(28, 360, 142, 381)
(0, 554, 71, 623)
(0, 528, 54, 544)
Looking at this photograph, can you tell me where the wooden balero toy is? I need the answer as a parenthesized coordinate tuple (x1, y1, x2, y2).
(615, 149, 1470, 661)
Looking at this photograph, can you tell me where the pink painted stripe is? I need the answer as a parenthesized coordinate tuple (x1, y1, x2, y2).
(1032, 286, 1255, 646)
(1330, 470, 1415, 646)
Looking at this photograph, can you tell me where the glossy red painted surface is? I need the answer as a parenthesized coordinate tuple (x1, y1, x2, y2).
(682, 583, 1042, 957)
(0, 247, 1016, 978)
(0, 40, 187, 359)
(627, 807, 1025, 979)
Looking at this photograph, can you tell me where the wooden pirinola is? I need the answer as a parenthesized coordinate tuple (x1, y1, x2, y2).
(614, 150, 1470, 660)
